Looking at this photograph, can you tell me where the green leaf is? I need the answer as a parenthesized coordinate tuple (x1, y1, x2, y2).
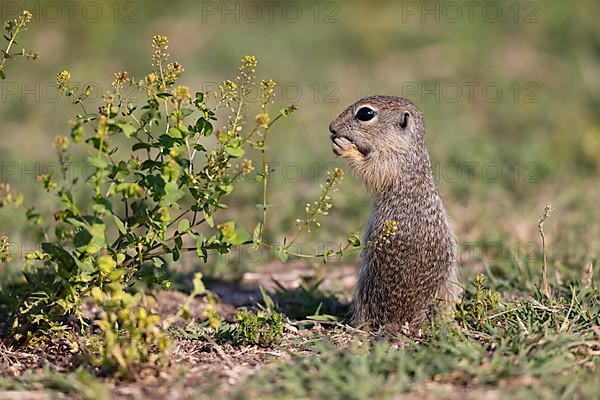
(152, 257, 165, 268)
(0, 69, 5, 80)
(204, 213, 214, 228)
(347, 233, 361, 247)
(168, 127, 182, 138)
(178, 219, 190, 232)
(217, 183, 234, 195)
(307, 314, 341, 322)
(113, 215, 127, 235)
(117, 122, 137, 138)
(225, 146, 244, 158)
(86, 156, 108, 170)
(85, 137, 109, 153)
(132, 142, 153, 151)
(98, 255, 116, 275)
(252, 222, 263, 244)
(196, 237, 208, 262)
(41, 243, 75, 269)
(280, 105, 297, 117)
(230, 228, 252, 246)
(108, 269, 126, 282)
(68, 217, 106, 253)
(181, 108, 195, 118)
(75, 258, 98, 275)
(161, 181, 185, 207)
(277, 248, 288, 263)
(195, 117, 213, 136)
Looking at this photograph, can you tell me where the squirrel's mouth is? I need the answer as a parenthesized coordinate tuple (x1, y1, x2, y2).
(330, 134, 370, 157)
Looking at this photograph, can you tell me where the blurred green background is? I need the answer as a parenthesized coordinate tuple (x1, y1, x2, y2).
(1, 0, 599, 278)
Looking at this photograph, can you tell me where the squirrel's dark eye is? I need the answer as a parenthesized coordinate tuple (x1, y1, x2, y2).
(400, 112, 410, 128)
(355, 107, 376, 122)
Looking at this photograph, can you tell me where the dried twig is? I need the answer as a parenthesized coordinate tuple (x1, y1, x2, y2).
(582, 262, 594, 289)
(538, 204, 554, 298)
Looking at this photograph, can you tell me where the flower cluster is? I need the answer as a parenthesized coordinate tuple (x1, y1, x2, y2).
(174, 85, 191, 102)
(19, 9, 32, 25)
(260, 79, 277, 107)
(152, 34, 169, 58)
(52, 135, 69, 151)
(369, 219, 399, 250)
(56, 70, 71, 91)
(113, 71, 130, 90)
(238, 55, 257, 95)
(241, 159, 254, 175)
(164, 62, 183, 86)
(151, 34, 183, 88)
(220, 79, 238, 102)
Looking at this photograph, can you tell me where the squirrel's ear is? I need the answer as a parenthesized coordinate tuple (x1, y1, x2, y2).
(399, 112, 410, 129)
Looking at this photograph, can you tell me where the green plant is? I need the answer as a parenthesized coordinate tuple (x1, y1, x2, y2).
(456, 273, 501, 328)
(0, 32, 362, 378)
(175, 307, 284, 347)
(2, 37, 277, 334)
(173, 289, 284, 347)
(90, 286, 169, 378)
(0, 9, 37, 79)
(224, 309, 284, 346)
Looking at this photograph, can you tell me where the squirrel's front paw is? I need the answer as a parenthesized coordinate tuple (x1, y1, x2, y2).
(332, 136, 360, 157)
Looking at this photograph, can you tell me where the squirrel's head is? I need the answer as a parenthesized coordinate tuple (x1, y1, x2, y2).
(329, 96, 428, 192)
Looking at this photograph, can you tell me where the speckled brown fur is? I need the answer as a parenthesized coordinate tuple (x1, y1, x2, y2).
(329, 95, 462, 333)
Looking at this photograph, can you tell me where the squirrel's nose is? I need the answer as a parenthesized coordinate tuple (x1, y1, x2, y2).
(329, 123, 337, 136)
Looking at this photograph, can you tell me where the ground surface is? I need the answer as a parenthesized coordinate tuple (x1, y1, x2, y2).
(0, 263, 358, 399)
(1, 248, 599, 399)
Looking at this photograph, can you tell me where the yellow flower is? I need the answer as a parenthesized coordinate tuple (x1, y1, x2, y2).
(145, 72, 157, 86)
(255, 113, 270, 128)
(52, 135, 69, 151)
(113, 71, 130, 88)
(261, 79, 276, 91)
(152, 34, 169, 49)
(20, 10, 33, 24)
(242, 55, 257, 69)
(56, 70, 71, 91)
(241, 159, 254, 175)
(220, 80, 238, 100)
(383, 220, 398, 237)
(165, 62, 184, 84)
(175, 85, 191, 102)
(223, 80, 237, 91)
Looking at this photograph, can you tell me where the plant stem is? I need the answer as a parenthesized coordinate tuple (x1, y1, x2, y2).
(538, 204, 554, 298)
(260, 127, 269, 242)
(284, 171, 339, 250)
(0, 19, 25, 70)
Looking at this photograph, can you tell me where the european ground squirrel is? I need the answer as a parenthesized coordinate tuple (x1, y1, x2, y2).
(329, 95, 462, 333)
